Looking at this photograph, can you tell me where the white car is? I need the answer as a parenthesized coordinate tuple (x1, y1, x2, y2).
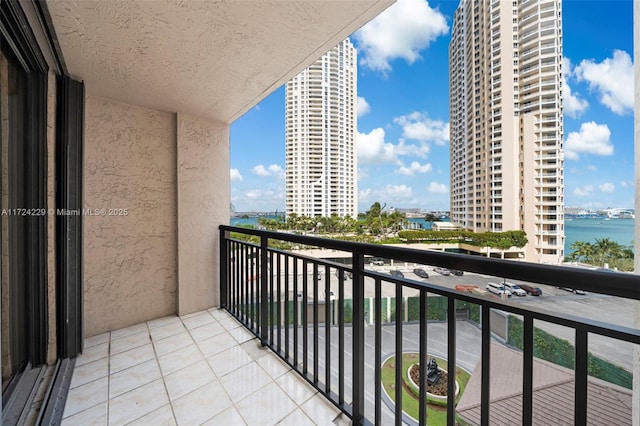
(503, 282, 527, 296)
(486, 282, 512, 297)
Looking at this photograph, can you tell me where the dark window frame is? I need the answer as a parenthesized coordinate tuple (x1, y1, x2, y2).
(1, 0, 49, 370)
(55, 75, 84, 359)
(3, 0, 83, 423)
(1, 0, 49, 422)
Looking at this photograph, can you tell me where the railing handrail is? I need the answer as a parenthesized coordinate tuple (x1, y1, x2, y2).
(220, 225, 640, 425)
(220, 225, 640, 301)
(227, 240, 640, 345)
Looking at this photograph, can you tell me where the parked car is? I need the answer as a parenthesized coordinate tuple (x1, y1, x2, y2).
(369, 258, 384, 266)
(433, 267, 451, 276)
(451, 269, 464, 276)
(486, 282, 512, 297)
(389, 270, 405, 278)
(413, 268, 429, 278)
(557, 287, 586, 295)
(503, 282, 527, 296)
(519, 284, 542, 296)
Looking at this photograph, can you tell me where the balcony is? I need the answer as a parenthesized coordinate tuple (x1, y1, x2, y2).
(62, 308, 345, 425)
(200, 226, 638, 425)
(1, 1, 395, 424)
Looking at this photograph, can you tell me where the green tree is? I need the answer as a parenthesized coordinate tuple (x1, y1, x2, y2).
(568, 241, 594, 263)
(593, 238, 623, 266)
(364, 202, 384, 236)
(386, 211, 408, 233)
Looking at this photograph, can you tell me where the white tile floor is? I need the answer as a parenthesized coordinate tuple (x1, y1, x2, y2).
(61, 308, 347, 425)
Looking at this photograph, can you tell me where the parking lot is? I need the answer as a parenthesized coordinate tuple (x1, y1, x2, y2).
(276, 259, 637, 371)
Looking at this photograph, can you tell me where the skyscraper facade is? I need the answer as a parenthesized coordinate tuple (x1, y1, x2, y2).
(285, 39, 358, 219)
(449, 0, 564, 263)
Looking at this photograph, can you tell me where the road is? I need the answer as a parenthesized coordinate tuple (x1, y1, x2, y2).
(264, 258, 637, 372)
(272, 320, 482, 425)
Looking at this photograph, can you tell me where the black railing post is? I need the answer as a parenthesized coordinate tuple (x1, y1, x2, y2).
(447, 298, 456, 426)
(523, 315, 534, 425)
(352, 252, 365, 424)
(395, 283, 403, 425)
(481, 304, 491, 425)
(260, 235, 269, 346)
(220, 229, 228, 308)
(375, 278, 382, 425)
(575, 328, 588, 425)
(418, 290, 427, 426)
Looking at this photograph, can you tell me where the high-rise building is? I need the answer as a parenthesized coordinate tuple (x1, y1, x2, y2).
(285, 39, 358, 219)
(449, 0, 564, 263)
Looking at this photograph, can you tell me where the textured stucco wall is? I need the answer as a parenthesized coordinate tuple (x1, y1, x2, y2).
(176, 113, 229, 315)
(84, 96, 177, 337)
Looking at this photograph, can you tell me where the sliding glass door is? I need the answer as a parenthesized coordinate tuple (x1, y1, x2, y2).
(0, 42, 30, 392)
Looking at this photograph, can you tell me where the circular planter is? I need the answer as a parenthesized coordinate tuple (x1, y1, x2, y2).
(406, 364, 460, 403)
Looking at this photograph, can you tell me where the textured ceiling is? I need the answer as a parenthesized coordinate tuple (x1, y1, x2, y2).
(46, 0, 394, 124)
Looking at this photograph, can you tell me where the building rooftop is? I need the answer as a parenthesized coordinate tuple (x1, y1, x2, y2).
(456, 343, 632, 425)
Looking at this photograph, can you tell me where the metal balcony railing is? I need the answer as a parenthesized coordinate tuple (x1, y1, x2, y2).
(219, 225, 640, 425)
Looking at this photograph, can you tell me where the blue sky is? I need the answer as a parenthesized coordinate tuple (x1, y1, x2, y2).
(230, 0, 635, 213)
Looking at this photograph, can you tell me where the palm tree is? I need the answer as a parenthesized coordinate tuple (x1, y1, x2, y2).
(593, 238, 623, 266)
(569, 241, 594, 263)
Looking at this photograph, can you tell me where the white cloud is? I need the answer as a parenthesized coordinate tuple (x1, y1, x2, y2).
(245, 188, 282, 200)
(396, 161, 432, 176)
(573, 185, 594, 197)
(357, 96, 371, 117)
(586, 165, 597, 171)
(427, 182, 448, 194)
(574, 50, 634, 115)
(359, 184, 415, 206)
(252, 165, 270, 176)
(230, 168, 243, 182)
(246, 189, 262, 199)
(599, 182, 615, 193)
(353, 0, 448, 74)
(268, 164, 284, 176)
(252, 164, 284, 177)
(565, 121, 613, 160)
(563, 57, 589, 118)
(563, 76, 589, 118)
(395, 140, 431, 158)
(393, 112, 449, 145)
(563, 57, 574, 78)
(620, 180, 633, 188)
(357, 128, 398, 165)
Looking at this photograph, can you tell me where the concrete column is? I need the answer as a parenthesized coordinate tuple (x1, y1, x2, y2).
(404, 296, 409, 322)
(633, 1, 640, 423)
(176, 113, 229, 315)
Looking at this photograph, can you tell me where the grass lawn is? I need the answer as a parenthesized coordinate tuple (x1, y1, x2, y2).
(381, 353, 471, 425)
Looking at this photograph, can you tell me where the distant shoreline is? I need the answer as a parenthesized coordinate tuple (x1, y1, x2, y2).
(230, 216, 635, 255)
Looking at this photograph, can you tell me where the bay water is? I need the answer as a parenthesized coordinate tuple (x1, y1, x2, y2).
(230, 216, 636, 254)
